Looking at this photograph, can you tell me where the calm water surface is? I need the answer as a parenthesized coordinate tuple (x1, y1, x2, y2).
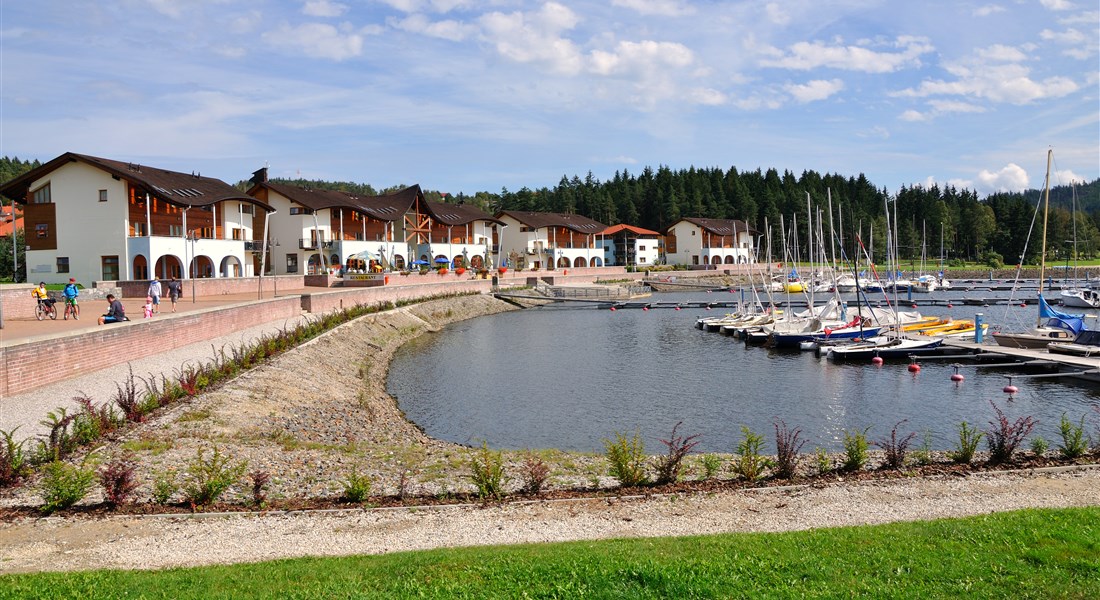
(388, 291, 1100, 453)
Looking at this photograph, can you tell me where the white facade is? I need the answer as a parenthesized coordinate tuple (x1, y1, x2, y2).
(667, 219, 755, 267)
(496, 214, 605, 269)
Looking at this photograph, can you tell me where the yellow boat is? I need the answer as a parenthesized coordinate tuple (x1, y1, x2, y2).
(917, 320, 976, 336)
(898, 316, 950, 332)
(784, 281, 805, 293)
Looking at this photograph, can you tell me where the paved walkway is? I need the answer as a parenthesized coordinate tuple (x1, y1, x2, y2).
(0, 289, 306, 346)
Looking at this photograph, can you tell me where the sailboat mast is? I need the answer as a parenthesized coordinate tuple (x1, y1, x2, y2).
(1037, 148, 1052, 327)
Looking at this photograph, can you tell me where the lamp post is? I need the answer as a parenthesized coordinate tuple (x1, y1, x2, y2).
(272, 238, 280, 297)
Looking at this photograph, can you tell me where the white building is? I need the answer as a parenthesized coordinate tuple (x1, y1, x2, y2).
(248, 174, 501, 273)
(598, 224, 661, 267)
(495, 211, 608, 269)
(665, 218, 757, 267)
(0, 152, 274, 285)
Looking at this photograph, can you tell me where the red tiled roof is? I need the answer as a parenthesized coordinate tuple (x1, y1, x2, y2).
(601, 223, 660, 236)
(0, 152, 273, 212)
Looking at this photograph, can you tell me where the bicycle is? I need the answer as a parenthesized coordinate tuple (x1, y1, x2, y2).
(64, 298, 80, 320)
(35, 300, 58, 321)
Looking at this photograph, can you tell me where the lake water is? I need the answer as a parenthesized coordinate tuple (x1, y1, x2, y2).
(387, 290, 1100, 453)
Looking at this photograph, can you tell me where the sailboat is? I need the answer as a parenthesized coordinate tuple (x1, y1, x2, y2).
(1057, 182, 1100, 308)
(992, 149, 1085, 349)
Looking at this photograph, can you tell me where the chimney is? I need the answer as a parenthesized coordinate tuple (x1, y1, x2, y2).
(250, 167, 268, 185)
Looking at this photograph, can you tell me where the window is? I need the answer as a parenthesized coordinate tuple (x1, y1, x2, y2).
(286, 254, 298, 273)
(290, 207, 313, 215)
(230, 227, 242, 240)
(35, 223, 48, 238)
(57, 257, 70, 273)
(639, 257, 647, 264)
(101, 256, 119, 281)
(691, 230, 696, 236)
(169, 225, 183, 237)
(240, 203, 254, 215)
(133, 222, 147, 236)
(639, 245, 646, 251)
(99, 189, 108, 202)
(32, 183, 51, 204)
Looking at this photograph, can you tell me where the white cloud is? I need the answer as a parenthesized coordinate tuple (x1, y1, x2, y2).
(611, 0, 694, 17)
(977, 163, 1029, 192)
(973, 4, 1006, 17)
(392, 14, 477, 40)
(764, 3, 790, 25)
(927, 99, 985, 114)
(1040, 28, 1085, 44)
(785, 79, 844, 103)
(377, 0, 473, 13)
(479, 3, 583, 74)
(1040, 0, 1074, 10)
(303, 1, 348, 18)
(687, 87, 727, 105)
(977, 44, 1028, 62)
(759, 36, 934, 73)
(262, 22, 364, 61)
(894, 53, 1079, 105)
(899, 109, 928, 122)
(589, 40, 694, 76)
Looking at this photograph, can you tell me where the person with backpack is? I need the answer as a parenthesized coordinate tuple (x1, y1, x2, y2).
(62, 277, 80, 319)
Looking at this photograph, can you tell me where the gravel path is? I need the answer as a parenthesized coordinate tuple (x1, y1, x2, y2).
(1, 467, 1097, 573)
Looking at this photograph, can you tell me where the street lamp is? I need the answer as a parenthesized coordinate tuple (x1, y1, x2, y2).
(271, 238, 280, 297)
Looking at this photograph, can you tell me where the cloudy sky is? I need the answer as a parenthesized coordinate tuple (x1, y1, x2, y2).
(2, 0, 1097, 198)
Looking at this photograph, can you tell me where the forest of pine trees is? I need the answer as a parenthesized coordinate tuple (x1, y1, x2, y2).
(4, 156, 1099, 268)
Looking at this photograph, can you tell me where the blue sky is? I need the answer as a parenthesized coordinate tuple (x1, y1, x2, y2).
(2, 1, 1097, 199)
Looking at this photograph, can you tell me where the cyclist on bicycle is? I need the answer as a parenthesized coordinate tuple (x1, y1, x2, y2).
(32, 282, 56, 313)
(63, 277, 80, 319)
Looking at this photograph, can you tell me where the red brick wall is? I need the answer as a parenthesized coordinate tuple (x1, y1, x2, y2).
(116, 275, 305, 299)
(302, 281, 492, 314)
(0, 284, 39, 319)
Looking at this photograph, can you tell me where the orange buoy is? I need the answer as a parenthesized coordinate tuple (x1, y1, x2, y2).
(610, 306, 617, 311)
(912, 304, 918, 309)
(643, 306, 649, 311)
(871, 356, 884, 366)
(908, 363, 921, 373)
(947, 303, 953, 308)
(1003, 384, 1018, 394)
(675, 306, 681, 311)
(951, 365, 964, 382)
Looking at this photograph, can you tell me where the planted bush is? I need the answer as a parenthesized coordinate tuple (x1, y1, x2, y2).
(652, 422, 701, 486)
(773, 420, 805, 480)
(182, 445, 247, 508)
(699, 454, 722, 480)
(0, 428, 30, 486)
(841, 428, 870, 472)
(1030, 436, 1049, 458)
(469, 441, 505, 499)
(520, 452, 550, 495)
(152, 470, 178, 505)
(733, 426, 771, 481)
(249, 470, 271, 507)
(814, 447, 832, 475)
(99, 456, 139, 508)
(986, 401, 1036, 464)
(603, 430, 649, 487)
(948, 421, 984, 464)
(40, 460, 95, 514)
(875, 420, 917, 470)
(1058, 413, 1089, 459)
(341, 469, 371, 503)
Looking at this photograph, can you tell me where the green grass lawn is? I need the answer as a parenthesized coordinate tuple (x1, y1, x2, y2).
(2, 507, 1097, 599)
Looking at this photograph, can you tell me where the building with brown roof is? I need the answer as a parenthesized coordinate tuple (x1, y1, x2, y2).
(597, 224, 661, 267)
(0, 152, 274, 285)
(248, 170, 502, 273)
(495, 210, 609, 269)
(665, 217, 758, 267)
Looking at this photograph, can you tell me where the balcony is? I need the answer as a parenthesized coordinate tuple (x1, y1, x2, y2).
(299, 238, 334, 250)
(244, 240, 263, 252)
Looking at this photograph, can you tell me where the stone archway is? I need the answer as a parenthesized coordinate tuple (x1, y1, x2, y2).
(132, 254, 149, 280)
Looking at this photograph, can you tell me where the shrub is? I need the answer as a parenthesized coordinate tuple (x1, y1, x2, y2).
(986, 401, 1036, 464)
(0, 428, 30, 487)
(113, 366, 145, 423)
(469, 441, 505, 500)
(40, 460, 95, 514)
(181, 445, 247, 507)
(72, 394, 119, 446)
(911, 430, 934, 466)
(520, 452, 550, 495)
(1030, 436, 1049, 458)
(1058, 413, 1089, 459)
(603, 430, 649, 487)
(39, 408, 77, 462)
(733, 426, 772, 481)
(98, 456, 139, 508)
(700, 454, 722, 480)
(152, 470, 178, 505)
(341, 469, 371, 503)
(652, 422, 701, 486)
(841, 428, 870, 472)
(773, 420, 805, 480)
(249, 470, 271, 507)
(948, 421, 984, 464)
(875, 420, 917, 470)
(814, 447, 832, 475)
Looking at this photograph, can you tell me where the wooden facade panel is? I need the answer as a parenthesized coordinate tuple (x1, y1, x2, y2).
(24, 202, 57, 251)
